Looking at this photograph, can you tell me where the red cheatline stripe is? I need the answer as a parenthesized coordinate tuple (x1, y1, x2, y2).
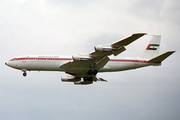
(10, 57, 161, 64)
(10, 57, 72, 61)
(10, 57, 150, 63)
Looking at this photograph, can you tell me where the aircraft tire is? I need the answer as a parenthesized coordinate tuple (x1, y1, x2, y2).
(83, 77, 88, 82)
(88, 70, 93, 75)
(89, 77, 93, 81)
(23, 72, 27, 77)
(93, 70, 98, 75)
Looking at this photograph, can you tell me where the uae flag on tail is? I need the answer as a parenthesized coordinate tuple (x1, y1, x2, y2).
(146, 44, 159, 50)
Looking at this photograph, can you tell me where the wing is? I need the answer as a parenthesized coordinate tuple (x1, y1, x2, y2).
(91, 33, 146, 57)
(60, 33, 146, 75)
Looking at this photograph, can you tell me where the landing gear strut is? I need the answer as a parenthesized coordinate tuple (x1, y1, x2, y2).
(23, 72, 27, 77)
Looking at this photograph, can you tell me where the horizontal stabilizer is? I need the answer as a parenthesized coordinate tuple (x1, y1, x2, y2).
(148, 51, 175, 63)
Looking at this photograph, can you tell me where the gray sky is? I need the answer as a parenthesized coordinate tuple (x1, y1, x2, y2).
(0, 0, 180, 120)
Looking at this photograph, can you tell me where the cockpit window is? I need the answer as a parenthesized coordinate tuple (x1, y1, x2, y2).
(11, 58, 17, 61)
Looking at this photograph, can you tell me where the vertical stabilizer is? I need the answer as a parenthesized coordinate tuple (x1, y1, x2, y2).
(138, 35, 161, 59)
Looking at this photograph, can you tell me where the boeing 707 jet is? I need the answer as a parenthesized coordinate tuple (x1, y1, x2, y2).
(5, 33, 175, 85)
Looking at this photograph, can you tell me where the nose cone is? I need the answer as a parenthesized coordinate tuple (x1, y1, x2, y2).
(5, 60, 19, 69)
(5, 61, 8, 66)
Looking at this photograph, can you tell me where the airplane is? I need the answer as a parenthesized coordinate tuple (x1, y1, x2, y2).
(5, 33, 175, 85)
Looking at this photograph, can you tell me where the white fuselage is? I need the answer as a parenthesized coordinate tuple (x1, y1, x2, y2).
(5, 55, 160, 73)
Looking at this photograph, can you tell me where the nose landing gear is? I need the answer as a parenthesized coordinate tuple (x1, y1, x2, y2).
(23, 72, 27, 77)
(22, 70, 27, 77)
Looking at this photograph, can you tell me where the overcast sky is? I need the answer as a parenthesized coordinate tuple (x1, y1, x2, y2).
(0, 0, 180, 120)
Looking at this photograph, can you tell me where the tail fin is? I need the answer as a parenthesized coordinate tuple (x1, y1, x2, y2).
(148, 51, 175, 63)
(138, 35, 161, 59)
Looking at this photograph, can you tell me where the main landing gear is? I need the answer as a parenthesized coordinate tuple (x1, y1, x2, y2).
(87, 70, 98, 75)
(83, 70, 98, 82)
(83, 76, 93, 82)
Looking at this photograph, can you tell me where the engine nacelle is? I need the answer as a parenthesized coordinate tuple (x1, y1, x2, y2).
(94, 45, 118, 52)
(61, 75, 81, 82)
(72, 54, 94, 61)
(74, 81, 93, 85)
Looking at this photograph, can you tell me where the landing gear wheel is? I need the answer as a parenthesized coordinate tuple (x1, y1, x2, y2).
(89, 77, 93, 81)
(83, 77, 88, 82)
(93, 70, 98, 75)
(23, 72, 27, 77)
(88, 70, 93, 75)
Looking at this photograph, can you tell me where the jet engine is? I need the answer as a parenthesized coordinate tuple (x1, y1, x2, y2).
(61, 75, 81, 82)
(74, 81, 93, 85)
(94, 45, 118, 52)
(72, 54, 94, 61)
(95, 45, 126, 56)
